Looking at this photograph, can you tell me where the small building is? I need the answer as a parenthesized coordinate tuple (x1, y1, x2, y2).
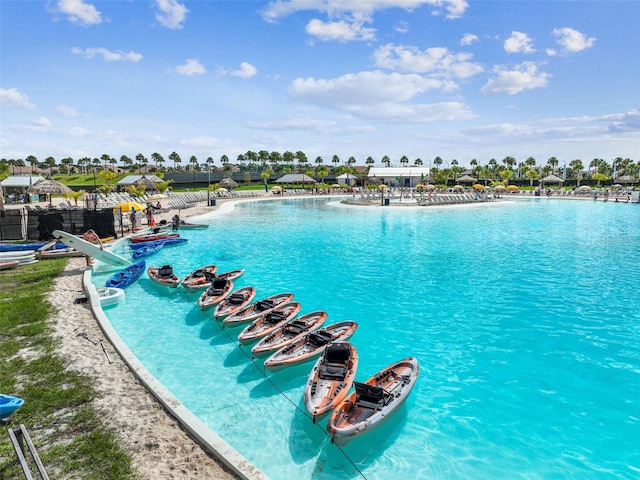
(336, 173, 358, 186)
(1, 175, 46, 194)
(367, 167, 432, 187)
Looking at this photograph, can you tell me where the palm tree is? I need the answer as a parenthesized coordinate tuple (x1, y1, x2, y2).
(316, 166, 328, 184)
(569, 159, 584, 184)
(346, 156, 356, 168)
(400, 155, 409, 167)
(547, 157, 559, 174)
(295, 151, 308, 172)
(189, 155, 198, 171)
(433, 156, 443, 170)
(261, 168, 272, 191)
(169, 151, 181, 171)
(315, 156, 324, 167)
(381, 155, 390, 167)
(365, 156, 375, 168)
(60, 157, 74, 174)
(269, 152, 281, 170)
(525, 169, 539, 187)
(44, 156, 56, 175)
(136, 153, 148, 173)
(151, 152, 164, 170)
(414, 158, 423, 166)
(206, 157, 214, 172)
(331, 155, 341, 170)
(120, 155, 132, 171)
(258, 150, 270, 168)
(25, 155, 38, 174)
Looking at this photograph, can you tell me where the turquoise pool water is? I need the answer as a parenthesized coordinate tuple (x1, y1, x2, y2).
(92, 197, 640, 479)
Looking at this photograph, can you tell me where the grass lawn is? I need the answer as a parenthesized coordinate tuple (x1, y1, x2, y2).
(0, 259, 139, 479)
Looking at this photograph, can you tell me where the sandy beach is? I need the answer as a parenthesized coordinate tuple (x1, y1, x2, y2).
(47, 198, 239, 480)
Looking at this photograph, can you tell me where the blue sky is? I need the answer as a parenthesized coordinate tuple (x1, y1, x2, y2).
(1, 0, 638, 167)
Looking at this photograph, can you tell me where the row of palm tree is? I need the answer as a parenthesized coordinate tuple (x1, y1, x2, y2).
(1, 152, 638, 183)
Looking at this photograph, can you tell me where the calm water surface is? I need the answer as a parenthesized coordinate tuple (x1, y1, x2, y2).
(92, 197, 640, 480)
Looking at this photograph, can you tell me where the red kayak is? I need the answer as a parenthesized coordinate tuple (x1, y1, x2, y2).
(130, 233, 180, 244)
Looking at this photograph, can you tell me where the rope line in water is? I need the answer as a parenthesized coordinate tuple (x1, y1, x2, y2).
(180, 287, 367, 479)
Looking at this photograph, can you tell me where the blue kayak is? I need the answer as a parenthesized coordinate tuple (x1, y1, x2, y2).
(105, 261, 146, 288)
(129, 238, 188, 250)
(0, 394, 24, 419)
(0, 242, 68, 252)
(132, 242, 164, 259)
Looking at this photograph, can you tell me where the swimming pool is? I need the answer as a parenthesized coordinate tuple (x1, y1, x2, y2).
(92, 197, 640, 479)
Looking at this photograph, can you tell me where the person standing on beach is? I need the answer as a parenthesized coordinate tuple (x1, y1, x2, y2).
(171, 214, 180, 231)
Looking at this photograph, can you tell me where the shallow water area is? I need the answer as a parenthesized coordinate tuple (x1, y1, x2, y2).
(92, 197, 640, 479)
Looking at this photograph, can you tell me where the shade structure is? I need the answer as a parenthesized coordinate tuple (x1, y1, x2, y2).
(457, 175, 477, 183)
(425, 184, 435, 189)
(378, 184, 388, 189)
(270, 185, 282, 191)
(614, 174, 637, 185)
(28, 177, 72, 195)
(219, 177, 238, 188)
(494, 185, 507, 191)
(539, 174, 564, 184)
(577, 185, 592, 191)
(275, 173, 316, 184)
(506, 185, 519, 191)
(135, 175, 157, 190)
(472, 184, 484, 190)
(452, 184, 464, 190)
(216, 187, 228, 193)
(113, 201, 146, 212)
(147, 193, 167, 201)
(28, 177, 73, 206)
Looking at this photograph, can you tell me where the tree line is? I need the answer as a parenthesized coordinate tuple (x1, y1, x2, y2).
(1, 151, 638, 186)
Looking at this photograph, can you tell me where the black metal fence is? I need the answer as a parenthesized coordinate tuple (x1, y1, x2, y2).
(0, 207, 117, 241)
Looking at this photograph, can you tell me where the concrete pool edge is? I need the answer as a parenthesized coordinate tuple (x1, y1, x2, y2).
(82, 269, 270, 480)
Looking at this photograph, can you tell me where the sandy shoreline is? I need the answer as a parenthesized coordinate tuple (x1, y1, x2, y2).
(49, 197, 240, 479)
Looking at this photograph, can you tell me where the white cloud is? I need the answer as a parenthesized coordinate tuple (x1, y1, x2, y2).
(0, 88, 36, 110)
(71, 47, 143, 62)
(287, 70, 475, 122)
(53, 0, 102, 26)
(552, 27, 595, 53)
(32, 117, 52, 127)
(395, 21, 409, 33)
(348, 101, 475, 122)
(56, 105, 80, 117)
(218, 62, 257, 78)
(262, 0, 469, 22)
(289, 70, 447, 107)
(246, 118, 335, 131)
(174, 59, 206, 76)
(460, 33, 478, 46)
(155, 0, 188, 29)
(482, 62, 550, 95)
(504, 31, 535, 54)
(373, 44, 483, 79)
(306, 18, 376, 42)
(231, 62, 257, 79)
